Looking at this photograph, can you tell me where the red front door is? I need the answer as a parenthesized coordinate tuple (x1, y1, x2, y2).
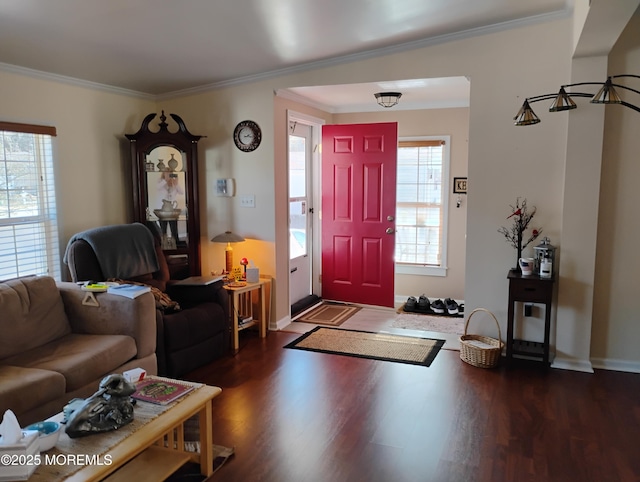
(321, 122, 397, 307)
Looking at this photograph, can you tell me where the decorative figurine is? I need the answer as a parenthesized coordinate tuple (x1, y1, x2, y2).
(64, 374, 136, 438)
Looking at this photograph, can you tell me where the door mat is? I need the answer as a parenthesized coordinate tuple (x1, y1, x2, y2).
(393, 313, 464, 335)
(284, 326, 445, 367)
(293, 301, 361, 326)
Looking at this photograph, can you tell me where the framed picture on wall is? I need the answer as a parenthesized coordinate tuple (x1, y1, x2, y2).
(453, 177, 467, 194)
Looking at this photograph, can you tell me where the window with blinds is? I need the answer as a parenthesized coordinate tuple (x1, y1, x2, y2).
(395, 138, 449, 274)
(0, 122, 60, 280)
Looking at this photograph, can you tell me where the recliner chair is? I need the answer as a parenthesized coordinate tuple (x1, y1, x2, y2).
(64, 223, 230, 378)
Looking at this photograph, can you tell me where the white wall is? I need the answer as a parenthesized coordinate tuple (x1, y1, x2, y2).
(0, 70, 155, 278)
(591, 11, 640, 370)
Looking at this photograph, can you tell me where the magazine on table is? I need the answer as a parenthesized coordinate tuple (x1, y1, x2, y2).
(107, 283, 151, 299)
(132, 376, 200, 405)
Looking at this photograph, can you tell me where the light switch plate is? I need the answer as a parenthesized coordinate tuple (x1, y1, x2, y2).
(240, 195, 255, 208)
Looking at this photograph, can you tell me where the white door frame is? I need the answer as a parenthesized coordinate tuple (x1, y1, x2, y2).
(287, 110, 325, 305)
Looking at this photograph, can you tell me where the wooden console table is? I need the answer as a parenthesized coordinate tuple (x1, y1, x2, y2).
(506, 269, 555, 366)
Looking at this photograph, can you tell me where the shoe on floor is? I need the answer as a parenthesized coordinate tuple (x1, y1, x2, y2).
(404, 296, 417, 311)
(430, 299, 445, 314)
(444, 298, 459, 315)
(417, 295, 431, 312)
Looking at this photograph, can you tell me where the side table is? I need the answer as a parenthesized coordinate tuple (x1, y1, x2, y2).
(506, 269, 555, 365)
(224, 278, 271, 352)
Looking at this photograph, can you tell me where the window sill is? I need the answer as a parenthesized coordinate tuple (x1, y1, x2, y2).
(395, 264, 447, 277)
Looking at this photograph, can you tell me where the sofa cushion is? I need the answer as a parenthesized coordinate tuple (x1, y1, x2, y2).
(0, 365, 66, 418)
(1, 334, 136, 392)
(0, 276, 71, 360)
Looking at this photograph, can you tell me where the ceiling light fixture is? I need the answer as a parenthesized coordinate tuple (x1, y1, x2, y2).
(514, 74, 640, 126)
(375, 92, 402, 108)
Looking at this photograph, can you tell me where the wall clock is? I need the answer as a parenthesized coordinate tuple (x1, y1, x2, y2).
(233, 120, 261, 152)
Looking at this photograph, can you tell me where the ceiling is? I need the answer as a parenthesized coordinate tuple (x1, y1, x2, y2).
(0, 0, 570, 109)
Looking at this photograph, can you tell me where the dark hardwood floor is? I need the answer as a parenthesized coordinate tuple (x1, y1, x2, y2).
(184, 330, 640, 482)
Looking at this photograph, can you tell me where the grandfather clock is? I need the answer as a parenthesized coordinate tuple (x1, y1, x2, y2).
(125, 112, 203, 278)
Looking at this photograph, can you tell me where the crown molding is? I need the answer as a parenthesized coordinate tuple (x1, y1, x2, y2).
(0, 62, 155, 100)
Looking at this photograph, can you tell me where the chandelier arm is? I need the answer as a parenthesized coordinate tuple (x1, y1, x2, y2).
(620, 101, 640, 113)
(610, 83, 640, 97)
(611, 74, 640, 80)
(527, 92, 593, 103)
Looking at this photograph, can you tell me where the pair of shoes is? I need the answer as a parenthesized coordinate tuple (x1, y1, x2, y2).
(444, 298, 459, 315)
(430, 298, 460, 315)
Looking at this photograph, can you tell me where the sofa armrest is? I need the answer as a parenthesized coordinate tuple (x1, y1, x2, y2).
(56, 282, 156, 360)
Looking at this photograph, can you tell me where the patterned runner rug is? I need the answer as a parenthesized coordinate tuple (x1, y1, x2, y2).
(293, 301, 361, 326)
(284, 326, 444, 367)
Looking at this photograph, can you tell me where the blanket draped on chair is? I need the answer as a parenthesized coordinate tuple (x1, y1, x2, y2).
(64, 223, 159, 280)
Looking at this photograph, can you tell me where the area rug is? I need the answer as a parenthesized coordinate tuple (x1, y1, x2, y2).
(393, 313, 465, 335)
(284, 326, 445, 367)
(293, 301, 361, 326)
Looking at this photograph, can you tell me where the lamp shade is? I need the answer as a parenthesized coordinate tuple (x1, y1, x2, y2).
(211, 231, 245, 243)
(590, 78, 622, 104)
(514, 100, 541, 126)
(549, 87, 577, 112)
(374, 92, 402, 108)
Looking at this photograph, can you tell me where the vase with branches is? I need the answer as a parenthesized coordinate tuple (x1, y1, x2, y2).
(498, 198, 542, 271)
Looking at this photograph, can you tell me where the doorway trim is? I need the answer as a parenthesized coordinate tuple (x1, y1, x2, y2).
(286, 110, 325, 311)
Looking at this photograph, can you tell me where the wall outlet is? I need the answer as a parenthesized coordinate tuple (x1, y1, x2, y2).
(240, 195, 255, 208)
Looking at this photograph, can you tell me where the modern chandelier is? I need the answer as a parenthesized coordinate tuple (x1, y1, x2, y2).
(514, 74, 640, 126)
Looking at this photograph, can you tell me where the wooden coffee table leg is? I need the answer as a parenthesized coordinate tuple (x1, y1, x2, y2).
(199, 400, 214, 476)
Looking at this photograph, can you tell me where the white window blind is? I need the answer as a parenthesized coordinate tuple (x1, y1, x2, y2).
(0, 122, 60, 280)
(395, 138, 448, 271)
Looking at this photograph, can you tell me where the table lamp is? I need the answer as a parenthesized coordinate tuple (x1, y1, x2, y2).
(211, 231, 245, 273)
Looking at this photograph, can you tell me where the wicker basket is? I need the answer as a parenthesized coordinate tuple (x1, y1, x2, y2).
(459, 308, 504, 368)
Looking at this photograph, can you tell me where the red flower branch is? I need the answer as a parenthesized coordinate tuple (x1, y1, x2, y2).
(498, 198, 542, 254)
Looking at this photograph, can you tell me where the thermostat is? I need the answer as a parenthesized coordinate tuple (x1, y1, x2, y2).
(216, 178, 235, 197)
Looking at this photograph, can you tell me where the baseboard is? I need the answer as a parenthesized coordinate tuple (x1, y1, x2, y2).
(590, 357, 640, 374)
(551, 357, 594, 373)
(272, 316, 291, 331)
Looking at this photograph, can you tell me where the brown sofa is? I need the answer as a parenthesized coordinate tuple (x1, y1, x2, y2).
(0, 275, 157, 426)
(64, 223, 230, 378)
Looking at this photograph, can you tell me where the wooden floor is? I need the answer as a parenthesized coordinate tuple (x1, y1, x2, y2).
(185, 320, 640, 482)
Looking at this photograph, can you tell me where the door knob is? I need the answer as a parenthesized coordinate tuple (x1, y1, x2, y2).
(386, 228, 395, 234)
(387, 215, 395, 221)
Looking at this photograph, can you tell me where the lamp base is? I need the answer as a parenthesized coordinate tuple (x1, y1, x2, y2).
(225, 249, 233, 273)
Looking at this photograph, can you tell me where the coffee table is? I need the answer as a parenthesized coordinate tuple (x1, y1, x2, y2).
(30, 381, 221, 481)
